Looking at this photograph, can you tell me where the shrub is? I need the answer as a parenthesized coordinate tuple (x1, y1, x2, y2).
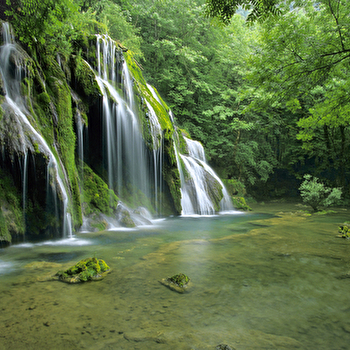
(299, 174, 342, 211)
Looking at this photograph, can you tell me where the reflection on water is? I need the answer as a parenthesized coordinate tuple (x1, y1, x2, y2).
(0, 204, 350, 349)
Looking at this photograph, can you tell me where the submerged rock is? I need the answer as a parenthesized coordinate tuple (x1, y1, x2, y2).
(55, 257, 110, 283)
(338, 225, 350, 238)
(216, 345, 234, 350)
(116, 202, 136, 228)
(160, 273, 191, 293)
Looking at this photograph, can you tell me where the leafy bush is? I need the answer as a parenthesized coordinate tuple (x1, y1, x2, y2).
(299, 174, 342, 211)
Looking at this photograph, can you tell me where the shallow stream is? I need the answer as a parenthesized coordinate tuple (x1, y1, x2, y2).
(0, 203, 349, 349)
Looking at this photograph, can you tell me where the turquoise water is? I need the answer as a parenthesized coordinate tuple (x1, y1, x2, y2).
(0, 205, 349, 349)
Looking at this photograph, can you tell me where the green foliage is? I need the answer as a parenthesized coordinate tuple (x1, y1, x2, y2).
(6, 0, 142, 60)
(120, 0, 278, 190)
(6, 0, 77, 52)
(205, 0, 281, 24)
(222, 178, 246, 196)
(243, 0, 350, 193)
(299, 174, 342, 212)
(232, 196, 252, 211)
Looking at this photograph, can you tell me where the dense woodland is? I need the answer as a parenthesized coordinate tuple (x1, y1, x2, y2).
(2, 0, 350, 201)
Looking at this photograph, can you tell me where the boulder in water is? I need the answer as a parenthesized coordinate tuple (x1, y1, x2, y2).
(160, 273, 191, 293)
(55, 257, 111, 283)
(115, 202, 136, 228)
(338, 225, 350, 238)
(216, 345, 234, 350)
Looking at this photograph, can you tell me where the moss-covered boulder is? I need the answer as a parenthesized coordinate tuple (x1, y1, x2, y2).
(55, 257, 111, 283)
(338, 225, 350, 238)
(232, 196, 252, 211)
(216, 345, 233, 350)
(116, 202, 136, 228)
(160, 273, 191, 293)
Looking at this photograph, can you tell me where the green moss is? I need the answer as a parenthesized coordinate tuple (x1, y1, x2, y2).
(0, 169, 25, 243)
(178, 129, 190, 154)
(82, 163, 119, 215)
(46, 71, 82, 227)
(91, 219, 108, 232)
(118, 184, 154, 214)
(163, 138, 182, 214)
(56, 257, 111, 283)
(124, 51, 173, 132)
(222, 179, 246, 196)
(0, 211, 10, 243)
(167, 273, 189, 287)
(0, 104, 4, 122)
(37, 92, 50, 105)
(72, 53, 101, 102)
(232, 197, 252, 211)
(33, 142, 39, 153)
(339, 225, 350, 238)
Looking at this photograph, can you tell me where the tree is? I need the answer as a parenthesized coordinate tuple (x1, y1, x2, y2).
(205, 0, 280, 24)
(246, 0, 350, 190)
(5, 0, 77, 49)
(299, 174, 342, 211)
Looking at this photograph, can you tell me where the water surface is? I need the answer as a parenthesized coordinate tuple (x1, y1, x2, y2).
(0, 203, 349, 349)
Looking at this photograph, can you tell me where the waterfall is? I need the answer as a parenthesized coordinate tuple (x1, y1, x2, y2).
(71, 90, 85, 180)
(94, 35, 167, 213)
(0, 23, 73, 237)
(175, 136, 234, 215)
(144, 99, 163, 213)
(0, 23, 237, 241)
(22, 152, 28, 212)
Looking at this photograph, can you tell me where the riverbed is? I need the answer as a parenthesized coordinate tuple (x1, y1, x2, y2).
(0, 203, 349, 349)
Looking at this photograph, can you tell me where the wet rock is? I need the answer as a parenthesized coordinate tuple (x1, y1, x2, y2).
(338, 224, 350, 238)
(116, 202, 136, 228)
(134, 206, 153, 220)
(216, 345, 234, 350)
(54, 257, 111, 283)
(160, 273, 191, 293)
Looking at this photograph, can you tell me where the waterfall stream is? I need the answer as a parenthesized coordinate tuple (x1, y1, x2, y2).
(0, 23, 73, 238)
(94, 35, 166, 214)
(176, 136, 234, 215)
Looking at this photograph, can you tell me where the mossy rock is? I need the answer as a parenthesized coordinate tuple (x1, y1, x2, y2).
(160, 273, 191, 293)
(82, 163, 119, 216)
(232, 197, 252, 211)
(116, 203, 136, 228)
(338, 225, 350, 239)
(55, 258, 111, 283)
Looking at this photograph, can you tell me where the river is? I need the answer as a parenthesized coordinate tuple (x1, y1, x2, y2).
(0, 203, 349, 349)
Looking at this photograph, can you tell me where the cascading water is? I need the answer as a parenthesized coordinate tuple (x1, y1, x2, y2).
(0, 23, 236, 241)
(93, 35, 165, 214)
(0, 23, 73, 238)
(176, 136, 234, 215)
